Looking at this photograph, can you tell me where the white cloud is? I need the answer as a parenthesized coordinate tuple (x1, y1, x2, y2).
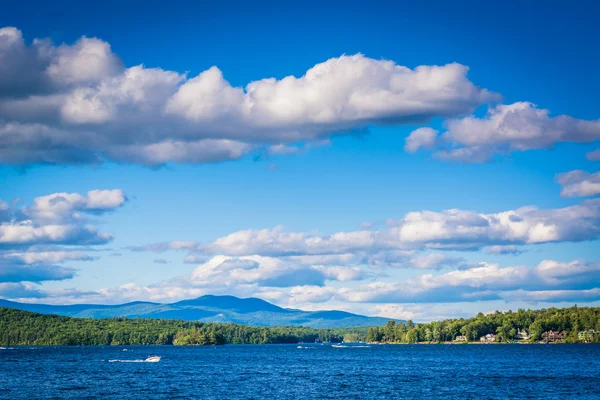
(186, 255, 367, 289)
(409, 253, 466, 270)
(0, 252, 79, 283)
(286, 285, 336, 304)
(283, 253, 359, 266)
(556, 170, 600, 197)
(173, 199, 599, 257)
(0, 221, 111, 246)
(204, 226, 381, 256)
(404, 127, 439, 153)
(389, 199, 600, 247)
(10, 256, 600, 312)
(107, 139, 253, 166)
(338, 259, 600, 303)
(372, 304, 421, 320)
(0, 189, 124, 247)
(485, 245, 523, 255)
(0, 27, 497, 166)
(45, 37, 123, 86)
(407, 102, 600, 162)
(313, 265, 369, 281)
(5, 251, 93, 264)
(23, 189, 126, 222)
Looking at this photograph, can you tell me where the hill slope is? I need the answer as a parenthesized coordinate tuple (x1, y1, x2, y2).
(0, 295, 395, 328)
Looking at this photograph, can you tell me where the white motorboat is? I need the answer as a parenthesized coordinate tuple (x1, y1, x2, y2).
(145, 355, 161, 362)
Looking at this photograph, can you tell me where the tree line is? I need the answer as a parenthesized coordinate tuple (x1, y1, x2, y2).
(0, 308, 368, 346)
(3, 306, 599, 347)
(366, 306, 600, 343)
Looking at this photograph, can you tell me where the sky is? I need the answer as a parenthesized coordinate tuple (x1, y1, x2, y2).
(1, 0, 599, 321)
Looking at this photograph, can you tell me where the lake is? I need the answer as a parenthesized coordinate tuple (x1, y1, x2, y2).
(1, 344, 600, 399)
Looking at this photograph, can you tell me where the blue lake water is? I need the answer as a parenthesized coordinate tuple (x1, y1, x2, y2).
(1, 344, 600, 399)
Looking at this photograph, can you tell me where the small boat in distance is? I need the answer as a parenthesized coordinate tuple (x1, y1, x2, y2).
(145, 355, 161, 362)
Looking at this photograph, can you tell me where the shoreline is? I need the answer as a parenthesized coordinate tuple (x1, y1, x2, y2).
(369, 341, 592, 345)
(0, 342, 600, 351)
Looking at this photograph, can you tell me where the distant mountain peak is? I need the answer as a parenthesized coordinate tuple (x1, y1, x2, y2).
(174, 294, 286, 314)
(0, 294, 397, 328)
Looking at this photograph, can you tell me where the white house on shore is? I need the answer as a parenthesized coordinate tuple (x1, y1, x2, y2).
(480, 334, 496, 343)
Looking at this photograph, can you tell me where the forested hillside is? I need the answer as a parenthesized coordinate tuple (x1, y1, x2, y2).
(0, 308, 368, 346)
(367, 306, 600, 343)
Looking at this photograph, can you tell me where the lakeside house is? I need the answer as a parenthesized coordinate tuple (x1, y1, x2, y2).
(480, 334, 496, 343)
(578, 329, 597, 342)
(515, 329, 530, 340)
(542, 330, 565, 342)
(454, 335, 467, 342)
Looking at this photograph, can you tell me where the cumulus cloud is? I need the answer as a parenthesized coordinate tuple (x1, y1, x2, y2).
(485, 245, 523, 255)
(22, 189, 126, 222)
(0, 189, 125, 247)
(186, 255, 367, 289)
(387, 199, 600, 248)
(0, 221, 112, 247)
(8, 255, 371, 304)
(23, 255, 368, 304)
(0, 27, 497, 166)
(0, 253, 77, 283)
(407, 102, 600, 162)
(556, 170, 600, 197)
(137, 199, 600, 260)
(338, 260, 600, 303)
(10, 257, 600, 311)
(409, 253, 467, 270)
(0, 26, 122, 99)
(404, 127, 439, 153)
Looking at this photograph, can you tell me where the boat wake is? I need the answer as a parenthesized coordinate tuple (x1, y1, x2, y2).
(108, 356, 161, 363)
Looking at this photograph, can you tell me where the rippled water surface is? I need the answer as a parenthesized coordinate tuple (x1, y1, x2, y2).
(2, 344, 600, 399)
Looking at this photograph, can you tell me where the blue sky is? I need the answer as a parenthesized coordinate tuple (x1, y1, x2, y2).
(0, 0, 599, 321)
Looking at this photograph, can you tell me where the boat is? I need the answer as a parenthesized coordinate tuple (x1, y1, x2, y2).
(145, 355, 161, 362)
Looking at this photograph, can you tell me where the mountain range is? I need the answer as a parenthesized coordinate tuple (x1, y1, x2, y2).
(0, 295, 395, 328)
